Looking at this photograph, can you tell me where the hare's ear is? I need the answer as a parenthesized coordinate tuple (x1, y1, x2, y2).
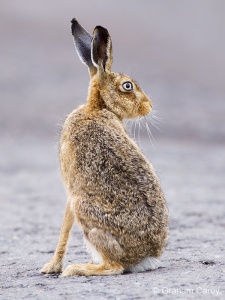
(91, 26, 112, 72)
(71, 18, 97, 76)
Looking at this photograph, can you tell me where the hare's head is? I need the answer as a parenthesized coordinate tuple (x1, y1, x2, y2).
(71, 19, 152, 120)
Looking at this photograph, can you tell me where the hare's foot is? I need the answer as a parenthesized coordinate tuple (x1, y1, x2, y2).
(61, 262, 124, 277)
(40, 258, 63, 274)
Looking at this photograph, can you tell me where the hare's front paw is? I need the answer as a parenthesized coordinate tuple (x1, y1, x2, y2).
(40, 259, 63, 274)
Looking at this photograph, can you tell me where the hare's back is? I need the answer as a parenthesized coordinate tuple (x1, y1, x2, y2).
(72, 118, 158, 206)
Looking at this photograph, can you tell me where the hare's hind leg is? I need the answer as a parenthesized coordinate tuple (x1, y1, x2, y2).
(61, 228, 124, 276)
(61, 261, 123, 276)
(40, 200, 74, 274)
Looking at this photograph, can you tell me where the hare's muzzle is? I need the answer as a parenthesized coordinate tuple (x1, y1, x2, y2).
(138, 97, 152, 116)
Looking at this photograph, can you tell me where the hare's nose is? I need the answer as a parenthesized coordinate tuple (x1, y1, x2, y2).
(143, 93, 152, 108)
(144, 96, 153, 109)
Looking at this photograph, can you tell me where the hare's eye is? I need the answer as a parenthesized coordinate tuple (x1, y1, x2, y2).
(122, 81, 133, 91)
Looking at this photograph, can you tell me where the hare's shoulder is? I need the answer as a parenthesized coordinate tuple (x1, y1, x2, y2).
(63, 107, 124, 138)
(73, 115, 127, 145)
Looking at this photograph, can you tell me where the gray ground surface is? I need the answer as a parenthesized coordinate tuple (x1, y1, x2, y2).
(0, 1, 225, 299)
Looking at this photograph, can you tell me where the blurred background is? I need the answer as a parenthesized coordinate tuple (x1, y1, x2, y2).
(1, 1, 225, 296)
(1, 0, 225, 143)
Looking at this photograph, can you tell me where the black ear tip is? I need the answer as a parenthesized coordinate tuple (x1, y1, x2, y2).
(71, 18, 79, 34)
(93, 26, 109, 42)
(94, 25, 108, 33)
(71, 18, 78, 24)
(95, 25, 104, 30)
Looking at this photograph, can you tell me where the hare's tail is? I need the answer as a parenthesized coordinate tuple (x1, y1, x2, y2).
(127, 256, 161, 273)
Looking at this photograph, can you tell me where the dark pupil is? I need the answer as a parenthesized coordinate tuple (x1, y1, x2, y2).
(125, 83, 131, 89)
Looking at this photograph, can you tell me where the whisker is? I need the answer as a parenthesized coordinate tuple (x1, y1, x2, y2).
(139, 117, 144, 130)
(133, 120, 136, 140)
(147, 127, 156, 149)
(150, 118, 161, 126)
(148, 116, 163, 133)
(145, 124, 155, 148)
(144, 116, 156, 149)
(152, 116, 162, 124)
(151, 111, 164, 122)
(149, 116, 161, 125)
(151, 121, 163, 133)
(124, 119, 129, 126)
(137, 118, 141, 146)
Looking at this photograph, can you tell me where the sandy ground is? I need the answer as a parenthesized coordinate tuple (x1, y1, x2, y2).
(0, 137, 224, 299)
(0, 1, 225, 299)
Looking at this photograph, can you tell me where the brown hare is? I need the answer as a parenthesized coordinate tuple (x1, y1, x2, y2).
(40, 18, 169, 276)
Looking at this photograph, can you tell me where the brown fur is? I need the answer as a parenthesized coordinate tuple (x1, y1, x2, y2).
(40, 20, 169, 276)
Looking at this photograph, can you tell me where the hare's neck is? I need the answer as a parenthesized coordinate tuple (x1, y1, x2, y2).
(87, 78, 105, 111)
